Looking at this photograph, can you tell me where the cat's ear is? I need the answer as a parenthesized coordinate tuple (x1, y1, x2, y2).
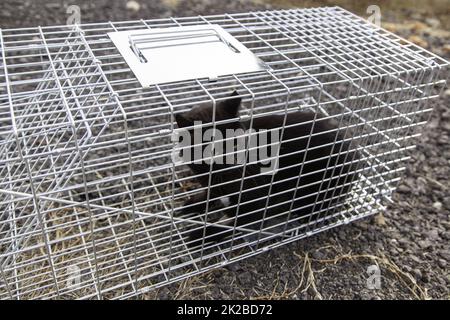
(175, 113, 191, 128)
(220, 90, 242, 117)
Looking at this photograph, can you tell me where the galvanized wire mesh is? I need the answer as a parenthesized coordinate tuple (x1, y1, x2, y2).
(0, 7, 448, 299)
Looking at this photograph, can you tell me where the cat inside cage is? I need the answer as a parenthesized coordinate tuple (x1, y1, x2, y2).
(3, 5, 447, 299)
(172, 90, 361, 249)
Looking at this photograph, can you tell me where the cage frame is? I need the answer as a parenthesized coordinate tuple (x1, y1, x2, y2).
(0, 7, 448, 299)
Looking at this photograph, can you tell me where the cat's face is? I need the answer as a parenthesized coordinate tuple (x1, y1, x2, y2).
(174, 91, 243, 174)
(175, 90, 242, 129)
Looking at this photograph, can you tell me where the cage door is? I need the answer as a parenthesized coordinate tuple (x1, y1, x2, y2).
(108, 25, 269, 87)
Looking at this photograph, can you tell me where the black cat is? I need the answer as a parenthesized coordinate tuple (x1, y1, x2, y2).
(175, 91, 360, 248)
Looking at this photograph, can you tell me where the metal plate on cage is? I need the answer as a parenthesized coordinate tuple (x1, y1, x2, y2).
(108, 25, 270, 87)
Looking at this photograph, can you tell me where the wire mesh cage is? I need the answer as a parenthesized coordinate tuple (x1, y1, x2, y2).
(0, 7, 448, 299)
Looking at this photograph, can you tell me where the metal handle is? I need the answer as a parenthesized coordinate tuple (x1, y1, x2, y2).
(128, 28, 240, 63)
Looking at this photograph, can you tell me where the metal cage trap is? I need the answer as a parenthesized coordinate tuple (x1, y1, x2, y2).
(0, 7, 448, 299)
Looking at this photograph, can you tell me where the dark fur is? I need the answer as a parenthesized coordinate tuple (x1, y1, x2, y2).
(175, 91, 360, 247)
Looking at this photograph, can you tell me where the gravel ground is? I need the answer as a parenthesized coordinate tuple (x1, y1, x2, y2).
(0, 0, 449, 300)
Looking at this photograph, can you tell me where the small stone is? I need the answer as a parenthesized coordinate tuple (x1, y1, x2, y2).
(418, 240, 432, 249)
(438, 250, 450, 261)
(398, 238, 410, 247)
(390, 247, 399, 255)
(438, 259, 447, 268)
(237, 271, 252, 285)
(442, 231, 450, 241)
(374, 213, 386, 226)
(444, 197, 450, 207)
(226, 263, 241, 272)
(162, 0, 180, 9)
(126, 0, 141, 12)
(426, 229, 440, 240)
(433, 202, 443, 211)
(408, 35, 428, 48)
(425, 18, 441, 29)
(443, 45, 450, 55)
(410, 22, 428, 33)
(158, 287, 171, 300)
(45, 3, 60, 9)
(312, 251, 325, 260)
(443, 122, 450, 131)
(444, 89, 450, 97)
(397, 184, 410, 193)
(413, 269, 422, 280)
(382, 22, 398, 33)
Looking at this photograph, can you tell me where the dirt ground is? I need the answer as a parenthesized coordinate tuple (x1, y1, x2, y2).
(0, 0, 449, 300)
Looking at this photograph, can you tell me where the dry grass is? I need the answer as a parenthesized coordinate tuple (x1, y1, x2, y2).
(309, 249, 430, 300)
(248, 244, 430, 300)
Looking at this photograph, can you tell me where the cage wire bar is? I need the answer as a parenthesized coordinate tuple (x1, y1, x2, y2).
(0, 7, 448, 299)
